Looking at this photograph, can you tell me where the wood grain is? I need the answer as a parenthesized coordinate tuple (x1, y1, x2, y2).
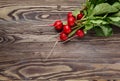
(0, 0, 85, 22)
(0, 0, 120, 80)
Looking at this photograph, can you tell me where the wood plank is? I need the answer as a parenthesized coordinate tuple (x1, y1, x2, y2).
(0, 0, 85, 22)
(0, 11, 120, 80)
(0, 5, 81, 21)
(0, 26, 120, 80)
(0, 0, 85, 6)
(0, 0, 120, 80)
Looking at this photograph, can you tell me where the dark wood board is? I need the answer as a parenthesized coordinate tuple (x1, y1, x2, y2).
(0, 0, 120, 80)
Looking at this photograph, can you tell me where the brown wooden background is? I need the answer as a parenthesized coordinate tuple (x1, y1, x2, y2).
(0, 0, 120, 80)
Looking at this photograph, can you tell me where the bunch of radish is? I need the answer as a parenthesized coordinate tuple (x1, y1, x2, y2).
(51, 0, 120, 41)
(51, 12, 84, 41)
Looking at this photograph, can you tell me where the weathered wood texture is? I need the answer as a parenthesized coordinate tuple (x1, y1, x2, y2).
(0, 0, 120, 80)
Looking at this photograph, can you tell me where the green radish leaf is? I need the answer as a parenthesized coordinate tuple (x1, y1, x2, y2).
(108, 17, 120, 22)
(112, 2, 120, 10)
(96, 0, 106, 4)
(87, 4, 94, 16)
(107, 17, 120, 27)
(93, 3, 118, 15)
(112, 11, 120, 16)
(100, 25, 113, 36)
(94, 26, 105, 36)
(85, 0, 94, 17)
(109, 21, 120, 27)
(84, 20, 93, 31)
(72, 9, 80, 18)
(68, 25, 83, 37)
(94, 25, 113, 37)
(89, 0, 96, 5)
(83, 9, 87, 17)
(86, 0, 91, 8)
(90, 19, 108, 25)
(105, 0, 119, 5)
(68, 28, 78, 37)
(89, 0, 106, 6)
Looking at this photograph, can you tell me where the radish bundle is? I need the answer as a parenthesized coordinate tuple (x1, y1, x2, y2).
(51, 0, 120, 41)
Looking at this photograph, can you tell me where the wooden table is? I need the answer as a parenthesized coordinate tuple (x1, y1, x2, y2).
(0, 0, 120, 80)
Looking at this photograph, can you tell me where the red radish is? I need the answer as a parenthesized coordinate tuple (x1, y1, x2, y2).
(76, 30, 84, 38)
(60, 32, 68, 41)
(77, 13, 84, 20)
(63, 25, 71, 34)
(67, 12, 73, 18)
(53, 20, 63, 31)
(68, 16, 76, 27)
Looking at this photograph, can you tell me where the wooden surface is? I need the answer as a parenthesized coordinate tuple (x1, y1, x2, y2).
(0, 0, 120, 80)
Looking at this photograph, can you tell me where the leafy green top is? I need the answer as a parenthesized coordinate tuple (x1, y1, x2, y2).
(71, 0, 120, 37)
